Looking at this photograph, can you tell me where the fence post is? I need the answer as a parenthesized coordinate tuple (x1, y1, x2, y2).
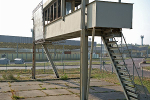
(6, 64, 7, 72)
(112, 63, 113, 74)
(12, 54, 13, 61)
(25, 63, 27, 72)
(63, 63, 65, 74)
(26, 53, 27, 61)
(133, 64, 134, 81)
(142, 66, 143, 80)
(67, 54, 68, 59)
(44, 63, 45, 73)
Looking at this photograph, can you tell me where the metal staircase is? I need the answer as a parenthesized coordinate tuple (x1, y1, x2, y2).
(101, 33, 149, 100)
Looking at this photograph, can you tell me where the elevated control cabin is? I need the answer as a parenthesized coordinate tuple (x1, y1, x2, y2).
(32, 1, 136, 100)
(33, 0, 133, 43)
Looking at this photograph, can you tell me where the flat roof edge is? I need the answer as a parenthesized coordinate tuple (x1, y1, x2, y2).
(43, 0, 53, 9)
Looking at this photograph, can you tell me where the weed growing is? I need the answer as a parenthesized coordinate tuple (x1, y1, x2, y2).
(60, 74, 68, 80)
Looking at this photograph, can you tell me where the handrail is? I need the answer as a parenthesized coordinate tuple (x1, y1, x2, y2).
(113, 37, 133, 83)
(113, 36, 142, 97)
(121, 33, 149, 99)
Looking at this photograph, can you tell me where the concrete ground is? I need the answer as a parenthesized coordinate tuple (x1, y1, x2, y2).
(0, 78, 126, 100)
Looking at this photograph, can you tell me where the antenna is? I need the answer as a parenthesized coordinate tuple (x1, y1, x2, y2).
(141, 35, 144, 46)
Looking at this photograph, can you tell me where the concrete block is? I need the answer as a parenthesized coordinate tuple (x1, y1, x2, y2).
(0, 93, 12, 100)
(17, 90, 45, 98)
(42, 89, 72, 95)
(0, 86, 10, 93)
(68, 88, 96, 94)
(90, 81, 115, 86)
(66, 83, 80, 88)
(91, 86, 123, 92)
(24, 94, 79, 100)
(43, 80, 70, 84)
(89, 92, 125, 100)
(11, 85, 41, 91)
(0, 82, 9, 87)
(10, 81, 43, 86)
(41, 84, 67, 89)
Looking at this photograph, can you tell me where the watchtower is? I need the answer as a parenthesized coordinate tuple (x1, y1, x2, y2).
(32, 0, 149, 100)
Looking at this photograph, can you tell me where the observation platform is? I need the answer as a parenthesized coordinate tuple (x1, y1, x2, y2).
(33, 0, 133, 43)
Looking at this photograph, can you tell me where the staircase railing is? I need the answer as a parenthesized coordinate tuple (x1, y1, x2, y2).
(113, 33, 149, 99)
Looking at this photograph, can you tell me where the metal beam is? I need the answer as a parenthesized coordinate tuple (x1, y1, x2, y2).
(32, 42, 36, 79)
(80, 29, 88, 100)
(80, 0, 89, 99)
(86, 27, 95, 100)
(42, 44, 59, 78)
(61, 0, 65, 20)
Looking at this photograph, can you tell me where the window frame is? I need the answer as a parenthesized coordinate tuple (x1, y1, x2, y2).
(44, 0, 61, 25)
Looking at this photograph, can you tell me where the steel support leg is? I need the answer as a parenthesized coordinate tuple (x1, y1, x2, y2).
(32, 42, 36, 79)
(42, 44, 59, 78)
(86, 27, 95, 100)
(80, 29, 88, 100)
(80, 0, 89, 99)
(100, 37, 102, 71)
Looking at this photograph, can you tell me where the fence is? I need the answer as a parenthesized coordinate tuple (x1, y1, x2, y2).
(0, 53, 99, 62)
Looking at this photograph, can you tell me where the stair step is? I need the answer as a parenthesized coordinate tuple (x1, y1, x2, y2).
(111, 53, 122, 57)
(127, 91, 138, 98)
(117, 69, 128, 74)
(120, 75, 130, 80)
(116, 66, 126, 69)
(114, 59, 123, 62)
(116, 64, 127, 67)
(107, 41, 117, 45)
(105, 36, 114, 39)
(109, 47, 118, 50)
(129, 96, 138, 100)
(125, 86, 136, 93)
(122, 80, 134, 86)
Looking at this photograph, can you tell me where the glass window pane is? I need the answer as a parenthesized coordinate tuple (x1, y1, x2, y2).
(54, 2, 57, 20)
(58, 0, 61, 17)
(50, 5, 53, 21)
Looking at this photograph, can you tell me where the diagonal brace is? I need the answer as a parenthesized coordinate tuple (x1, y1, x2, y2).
(42, 44, 59, 78)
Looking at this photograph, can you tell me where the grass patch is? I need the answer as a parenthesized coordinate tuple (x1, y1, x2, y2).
(143, 66, 150, 71)
(12, 95, 25, 99)
(91, 69, 120, 85)
(2, 74, 17, 80)
(0, 60, 111, 67)
(60, 74, 68, 80)
(146, 58, 150, 63)
(91, 69, 150, 93)
(38, 87, 47, 90)
(134, 77, 150, 93)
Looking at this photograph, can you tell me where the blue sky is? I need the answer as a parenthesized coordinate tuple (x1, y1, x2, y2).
(0, 0, 150, 45)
